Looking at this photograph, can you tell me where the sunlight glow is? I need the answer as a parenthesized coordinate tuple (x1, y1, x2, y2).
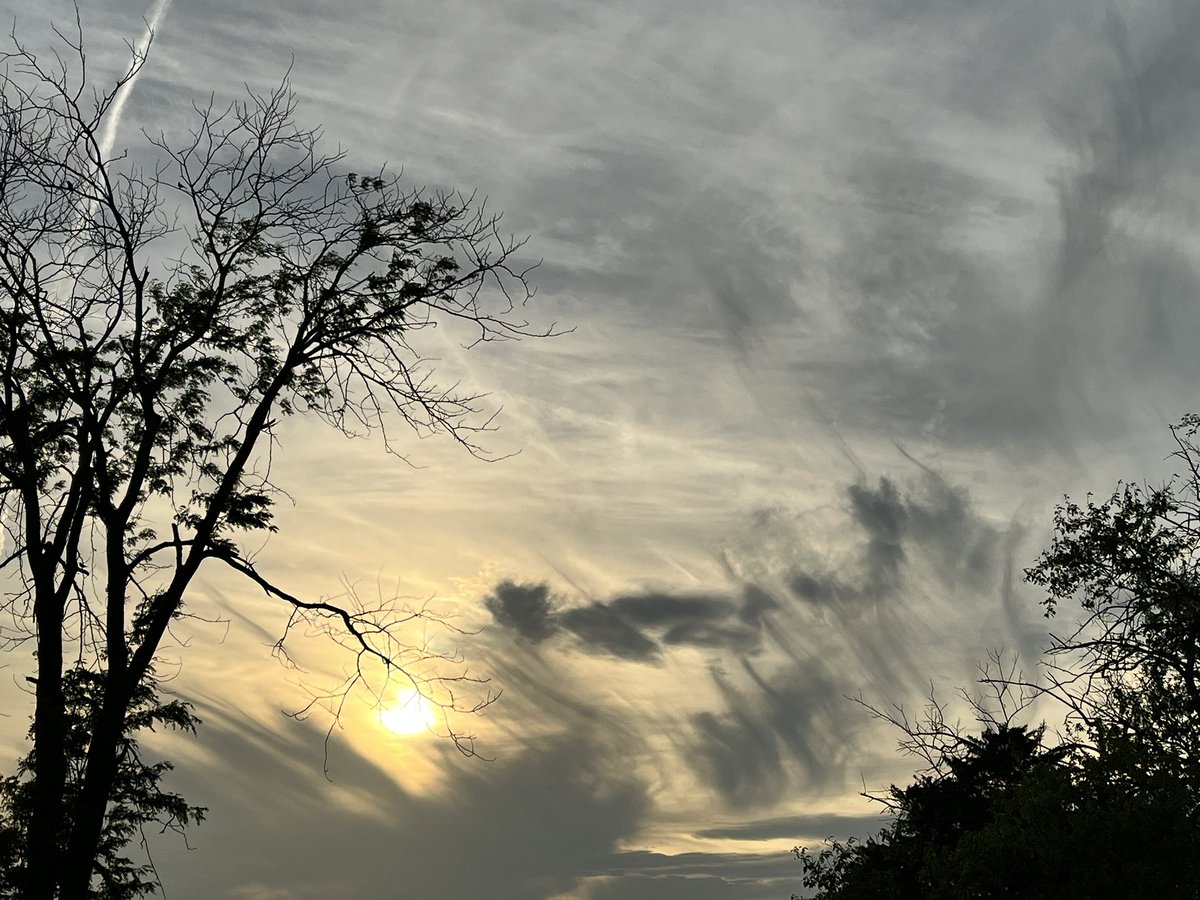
(379, 688, 437, 736)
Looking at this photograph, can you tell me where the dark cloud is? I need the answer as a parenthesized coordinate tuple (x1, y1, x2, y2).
(691, 459, 1039, 807)
(152, 703, 652, 900)
(787, 571, 844, 606)
(609, 592, 735, 627)
(661, 621, 760, 654)
(484, 580, 560, 643)
(789, 469, 1008, 610)
(594, 849, 797, 878)
(847, 478, 908, 590)
(739, 584, 780, 626)
(587, 875, 792, 900)
(559, 602, 663, 662)
(895, 449, 1006, 591)
(582, 851, 800, 900)
(686, 659, 857, 809)
(485, 583, 779, 661)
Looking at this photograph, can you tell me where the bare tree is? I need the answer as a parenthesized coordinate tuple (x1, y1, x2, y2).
(0, 17, 546, 900)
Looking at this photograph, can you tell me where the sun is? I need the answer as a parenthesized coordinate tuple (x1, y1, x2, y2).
(379, 688, 437, 736)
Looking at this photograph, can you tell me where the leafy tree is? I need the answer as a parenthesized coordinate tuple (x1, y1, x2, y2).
(796, 724, 1067, 899)
(795, 720, 1200, 899)
(0, 670, 205, 900)
(0, 17, 545, 900)
(1025, 415, 1200, 791)
(795, 416, 1200, 899)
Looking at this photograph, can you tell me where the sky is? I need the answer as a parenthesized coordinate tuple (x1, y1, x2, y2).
(2, 0, 1200, 897)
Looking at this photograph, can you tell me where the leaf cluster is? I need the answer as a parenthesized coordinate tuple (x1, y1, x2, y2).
(0, 669, 205, 900)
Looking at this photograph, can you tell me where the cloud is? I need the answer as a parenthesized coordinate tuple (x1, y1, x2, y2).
(661, 620, 760, 654)
(229, 887, 298, 900)
(484, 580, 560, 643)
(739, 584, 780, 625)
(609, 592, 735, 627)
(558, 602, 663, 662)
(694, 812, 888, 842)
(581, 850, 800, 900)
(152, 704, 653, 900)
(587, 876, 788, 900)
(685, 658, 859, 809)
(96, 0, 172, 160)
(1033, 0, 1200, 442)
(787, 468, 1010, 613)
(846, 478, 908, 591)
(477, 457, 1032, 821)
(13, 2, 1198, 898)
(683, 458, 1034, 806)
(485, 583, 777, 661)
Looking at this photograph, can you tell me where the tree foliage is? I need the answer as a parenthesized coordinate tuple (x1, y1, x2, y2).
(796, 721, 1200, 899)
(0, 17, 545, 899)
(0, 671, 205, 900)
(1025, 415, 1200, 789)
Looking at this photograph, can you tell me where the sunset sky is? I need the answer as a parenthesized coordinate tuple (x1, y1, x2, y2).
(2, 0, 1200, 897)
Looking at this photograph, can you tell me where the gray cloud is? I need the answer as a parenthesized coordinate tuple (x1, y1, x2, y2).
(740, 584, 781, 626)
(689, 459, 1034, 806)
(582, 851, 800, 900)
(798, 137, 1063, 450)
(609, 592, 735, 627)
(846, 478, 908, 591)
(485, 583, 776, 661)
(484, 580, 560, 643)
(152, 703, 652, 900)
(588, 875, 792, 900)
(686, 658, 858, 809)
(661, 621, 760, 654)
(558, 602, 663, 662)
(1035, 1, 1200, 440)
(694, 812, 887, 842)
(7, 2, 1199, 898)
(788, 469, 1010, 612)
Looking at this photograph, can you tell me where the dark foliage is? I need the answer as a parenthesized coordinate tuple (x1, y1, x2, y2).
(796, 724, 1200, 899)
(795, 418, 1200, 899)
(0, 670, 204, 899)
(1025, 416, 1200, 790)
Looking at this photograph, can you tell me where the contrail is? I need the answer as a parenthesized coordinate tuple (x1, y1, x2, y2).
(96, 0, 172, 161)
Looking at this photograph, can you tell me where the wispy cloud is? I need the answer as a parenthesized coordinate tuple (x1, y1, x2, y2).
(5, 0, 1200, 897)
(96, 0, 171, 161)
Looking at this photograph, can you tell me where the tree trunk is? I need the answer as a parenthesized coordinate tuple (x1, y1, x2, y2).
(25, 601, 67, 900)
(58, 701, 124, 900)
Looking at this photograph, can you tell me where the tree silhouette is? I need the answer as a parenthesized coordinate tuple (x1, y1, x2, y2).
(1024, 415, 1200, 793)
(795, 417, 1200, 898)
(796, 717, 1200, 899)
(0, 17, 547, 899)
(0, 670, 205, 899)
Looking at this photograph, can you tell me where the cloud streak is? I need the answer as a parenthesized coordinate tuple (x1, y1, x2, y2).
(96, 0, 171, 161)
